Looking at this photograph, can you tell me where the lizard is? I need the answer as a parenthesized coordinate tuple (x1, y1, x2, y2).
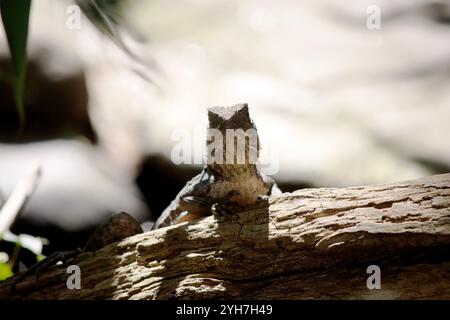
(152, 102, 280, 229)
(6, 103, 279, 289)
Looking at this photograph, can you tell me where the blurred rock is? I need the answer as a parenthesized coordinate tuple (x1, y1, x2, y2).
(0, 140, 150, 233)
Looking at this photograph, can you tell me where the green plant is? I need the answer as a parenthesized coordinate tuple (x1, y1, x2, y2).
(0, 0, 31, 127)
(0, 231, 47, 281)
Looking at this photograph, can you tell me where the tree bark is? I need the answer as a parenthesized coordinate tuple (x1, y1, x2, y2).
(1, 173, 449, 299)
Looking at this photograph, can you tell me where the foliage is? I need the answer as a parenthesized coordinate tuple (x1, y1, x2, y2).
(0, 231, 48, 281)
(0, 255, 13, 281)
(0, 0, 31, 126)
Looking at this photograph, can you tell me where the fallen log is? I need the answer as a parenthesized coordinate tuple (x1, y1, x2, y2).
(1, 173, 449, 299)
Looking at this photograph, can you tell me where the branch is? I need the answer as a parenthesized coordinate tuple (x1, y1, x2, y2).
(0, 161, 41, 235)
(1, 173, 449, 299)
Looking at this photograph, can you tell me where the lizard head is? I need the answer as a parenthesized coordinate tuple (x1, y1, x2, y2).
(206, 103, 260, 178)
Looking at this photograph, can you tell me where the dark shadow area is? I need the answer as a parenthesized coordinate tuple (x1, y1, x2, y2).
(11, 221, 94, 254)
(0, 58, 96, 143)
(413, 157, 450, 175)
(136, 155, 200, 219)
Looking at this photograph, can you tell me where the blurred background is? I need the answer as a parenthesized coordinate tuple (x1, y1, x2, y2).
(1, 0, 450, 274)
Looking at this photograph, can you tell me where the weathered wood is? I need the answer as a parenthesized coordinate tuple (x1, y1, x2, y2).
(1, 173, 449, 299)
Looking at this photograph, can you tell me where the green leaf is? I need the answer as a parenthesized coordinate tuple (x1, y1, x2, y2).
(0, 0, 32, 126)
(0, 262, 13, 281)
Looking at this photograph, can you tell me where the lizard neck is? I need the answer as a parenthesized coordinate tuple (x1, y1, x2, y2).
(207, 163, 258, 180)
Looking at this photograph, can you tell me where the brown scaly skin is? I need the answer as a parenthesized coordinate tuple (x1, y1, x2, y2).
(153, 103, 280, 229)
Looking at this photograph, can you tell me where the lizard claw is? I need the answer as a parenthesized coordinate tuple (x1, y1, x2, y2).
(211, 200, 245, 218)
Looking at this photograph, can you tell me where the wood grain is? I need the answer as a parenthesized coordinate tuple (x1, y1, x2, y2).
(1, 173, 449, 299)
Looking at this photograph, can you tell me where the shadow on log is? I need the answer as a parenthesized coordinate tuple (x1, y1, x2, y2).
(1, 173, 449, 299)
